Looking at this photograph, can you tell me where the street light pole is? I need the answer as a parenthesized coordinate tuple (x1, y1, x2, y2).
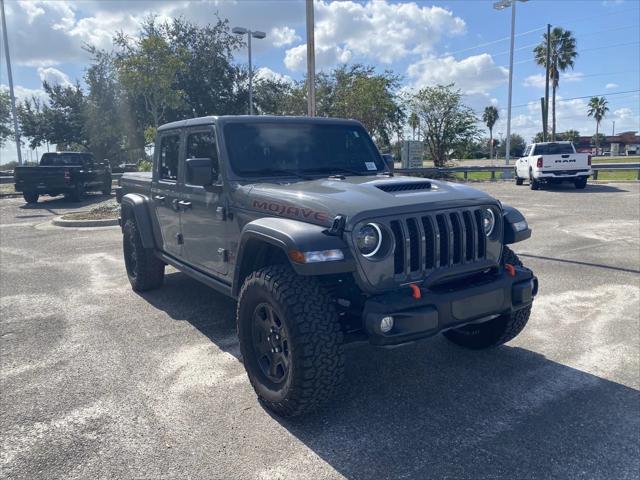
(306, 0, 316, 117)
(1, 0, 23, 165)
(493, 0, 528, 165)
(232, 26, 266, 115)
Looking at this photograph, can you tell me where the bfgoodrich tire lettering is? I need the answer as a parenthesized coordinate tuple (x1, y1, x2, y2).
(237, 264, 344, 417)
(123, 219, 164, 291)
(443, 246, 531, 349)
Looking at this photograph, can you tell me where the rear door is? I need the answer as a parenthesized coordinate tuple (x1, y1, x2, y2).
(179, 125, 228, 276)
(151, 131, 184, 258)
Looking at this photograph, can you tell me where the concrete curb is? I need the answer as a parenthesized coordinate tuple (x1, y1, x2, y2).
(52, 215, 119, 228)
(0, 193, 22, 198)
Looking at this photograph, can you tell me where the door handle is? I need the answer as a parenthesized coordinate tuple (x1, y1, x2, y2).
(154, 195, 166, 202)
(178, 200, 192, 209)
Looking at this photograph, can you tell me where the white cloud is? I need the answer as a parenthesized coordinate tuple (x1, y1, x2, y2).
(284, 0, 465, 71)
(407, 53, 508, 95)
(605, 83, 619, 90)
(255, 67, 293, 84)
(614, 107, 633, 120)
(270, 26, 301, 48)
(523, 72, 583, 88)
(37, 67, 71, 87)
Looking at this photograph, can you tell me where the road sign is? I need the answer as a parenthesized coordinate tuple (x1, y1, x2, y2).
(401, 141, 423, 169)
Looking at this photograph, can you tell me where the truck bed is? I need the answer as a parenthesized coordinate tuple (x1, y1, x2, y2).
(14, 166, 75, 192)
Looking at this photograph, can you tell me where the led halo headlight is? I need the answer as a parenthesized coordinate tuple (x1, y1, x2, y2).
(355, 223, 383, 257)
(482, 208, 496, 237)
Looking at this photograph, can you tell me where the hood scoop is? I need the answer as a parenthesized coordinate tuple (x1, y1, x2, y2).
(376, 181, 432, 193)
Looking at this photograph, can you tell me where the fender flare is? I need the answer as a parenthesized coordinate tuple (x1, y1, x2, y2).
(502, 204, 532, 244)
(232, 217, 355, 296)
(120, 193, 156, 249)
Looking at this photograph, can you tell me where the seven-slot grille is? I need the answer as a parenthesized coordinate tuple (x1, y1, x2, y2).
(389, 209, 488, 276)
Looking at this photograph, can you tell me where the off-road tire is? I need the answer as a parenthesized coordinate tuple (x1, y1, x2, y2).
(529, 171, 540, 190)
(23, 192, 39, 204)
(237, 264, 345, 417)
(102, 176, 112, 196)
(574, 177, 587, 189)
(68, 183, 85, 202)
(123, 218, 164, 291)
(515, 170, 524, 185)
(443, 246, 531, 349)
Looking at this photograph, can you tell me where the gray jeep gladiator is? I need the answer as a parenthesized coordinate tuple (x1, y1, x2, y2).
(117, 116, 537, 417)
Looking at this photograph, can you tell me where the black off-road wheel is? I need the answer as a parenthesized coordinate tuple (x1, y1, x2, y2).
(574, 176, 587, 189)
(23, 192, 39, 204)
(237, 265, 345, 417)
(68, 183, 85, 202)
(102, 176, 112, 196)
(123, 218, 164, 292)
(443, 246, 531, 349)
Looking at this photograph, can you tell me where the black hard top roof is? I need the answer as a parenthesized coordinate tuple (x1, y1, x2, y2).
(157, 115, 363, 132)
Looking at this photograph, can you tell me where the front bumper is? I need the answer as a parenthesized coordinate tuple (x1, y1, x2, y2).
(362, 266, 537, 346)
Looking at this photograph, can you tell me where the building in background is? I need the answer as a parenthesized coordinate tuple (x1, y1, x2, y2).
(575, 131, 640, 156)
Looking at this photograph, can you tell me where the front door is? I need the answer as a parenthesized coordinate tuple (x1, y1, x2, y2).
(179, 126, 228, 276)
(151, 131, 183, 258)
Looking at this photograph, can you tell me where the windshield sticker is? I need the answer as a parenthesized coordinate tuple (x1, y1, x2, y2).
(365, 162, 377, 171)
(352, 130, 360, 138)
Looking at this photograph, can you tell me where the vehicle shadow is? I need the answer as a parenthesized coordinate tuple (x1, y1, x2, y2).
(18, 193, 113, 213)
(140, 272, 639, 479)
(531, 182, 628, 193)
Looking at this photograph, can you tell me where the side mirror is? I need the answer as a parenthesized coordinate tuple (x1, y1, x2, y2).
(381, 153, 394, 171)
(186, 157, 216, 186)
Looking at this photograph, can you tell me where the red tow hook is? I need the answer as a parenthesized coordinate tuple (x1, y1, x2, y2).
(505, 263, 516, 277)
(409, 284, 422, 300)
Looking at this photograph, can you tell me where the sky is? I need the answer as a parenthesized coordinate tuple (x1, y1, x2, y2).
(1, 0, 639, 164)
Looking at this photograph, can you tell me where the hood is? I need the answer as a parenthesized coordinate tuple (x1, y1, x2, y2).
(233, 175, 496, 230)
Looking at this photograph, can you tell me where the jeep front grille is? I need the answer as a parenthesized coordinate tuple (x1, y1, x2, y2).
(390, 209, 487, 276)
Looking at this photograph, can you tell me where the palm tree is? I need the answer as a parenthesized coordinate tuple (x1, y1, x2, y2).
(482, 106, 499, 159)
(561, 129, 580, 145)
(408, 112, 419, 140)
(534, 27, 578, 140)
(587, 96, 609, 155)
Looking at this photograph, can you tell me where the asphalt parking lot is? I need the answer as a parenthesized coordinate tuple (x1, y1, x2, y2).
(1, 182, 639, 480)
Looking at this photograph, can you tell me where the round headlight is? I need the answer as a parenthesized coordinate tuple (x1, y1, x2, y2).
(482, 208, 496, 237)
(355, 223, 382, 257)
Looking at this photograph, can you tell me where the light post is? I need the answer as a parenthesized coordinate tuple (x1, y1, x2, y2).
(1, 0, 23, 165)
(232, 26, 266, 115)
(493, 0, 528, 165)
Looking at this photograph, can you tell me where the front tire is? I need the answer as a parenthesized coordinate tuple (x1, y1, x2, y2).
(237, 265, 344, 417)
(102, 176, 112, 196)
(123, 219, 164, 291)
(23, 192, 39, 204)
(443, 246, 532, 349)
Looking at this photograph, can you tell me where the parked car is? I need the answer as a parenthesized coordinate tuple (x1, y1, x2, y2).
(14, 152, 112, 204)
(117, 116, 537, 416)
(515, 141, 592, 189)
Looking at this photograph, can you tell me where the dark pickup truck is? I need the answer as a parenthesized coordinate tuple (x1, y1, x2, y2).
(14, 152, 112, 204)
(117, 116, 538, 416)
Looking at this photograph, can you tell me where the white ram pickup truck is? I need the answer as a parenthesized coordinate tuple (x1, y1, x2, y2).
(514, 141, 592, 190)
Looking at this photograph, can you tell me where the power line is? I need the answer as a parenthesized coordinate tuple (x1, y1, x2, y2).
(511, 89, 640, 109)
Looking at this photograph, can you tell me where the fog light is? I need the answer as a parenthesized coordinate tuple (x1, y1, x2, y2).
(380, 316, 394, 333)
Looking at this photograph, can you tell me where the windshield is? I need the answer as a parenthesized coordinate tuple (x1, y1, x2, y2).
(40, 153, 89, 166)
(223, 122, 385, 177)
(533, 143, 574, 155)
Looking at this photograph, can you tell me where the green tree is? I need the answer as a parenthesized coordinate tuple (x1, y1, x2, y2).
(591, 133, 607, 151)
(482, 105, 499, 159)
(411, 84, 478, 166)
(17, 96, 47, 149)
(40, 81, 88, 150)
(587, 96, 609, 154)
(560, 129, 580, 144)
(0, 88, 12, 148)
(499, 133, 526, 158)
(114, 19, 186, 134)
(534, 27, 578, 140)
(408, 111, 419, 140)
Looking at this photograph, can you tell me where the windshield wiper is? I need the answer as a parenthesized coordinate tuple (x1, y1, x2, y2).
(246, 168, 314, 180)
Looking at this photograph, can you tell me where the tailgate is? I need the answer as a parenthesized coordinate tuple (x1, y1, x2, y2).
(14, 167, 70, 189)
(540, 154, 589, 172)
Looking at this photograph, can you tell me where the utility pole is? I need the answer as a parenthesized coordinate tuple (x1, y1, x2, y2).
(612, 121, 615, 136)
(1, 0, 23, 165)
(306, 0, 316, 117)
(544, 23, 551, 142)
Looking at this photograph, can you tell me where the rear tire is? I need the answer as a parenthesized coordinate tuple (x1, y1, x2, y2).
(529, 171, 540, 190)
(574, 177, 587, 189)
(23, 192, 39, 204)
(102, 177, 112, 196)
(123, 218, 164, 292)
(515, 170, 524, 185)
(237, 264, 344, 417)
(443, 246, 532, 349)
(68, 183, 85, 202)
